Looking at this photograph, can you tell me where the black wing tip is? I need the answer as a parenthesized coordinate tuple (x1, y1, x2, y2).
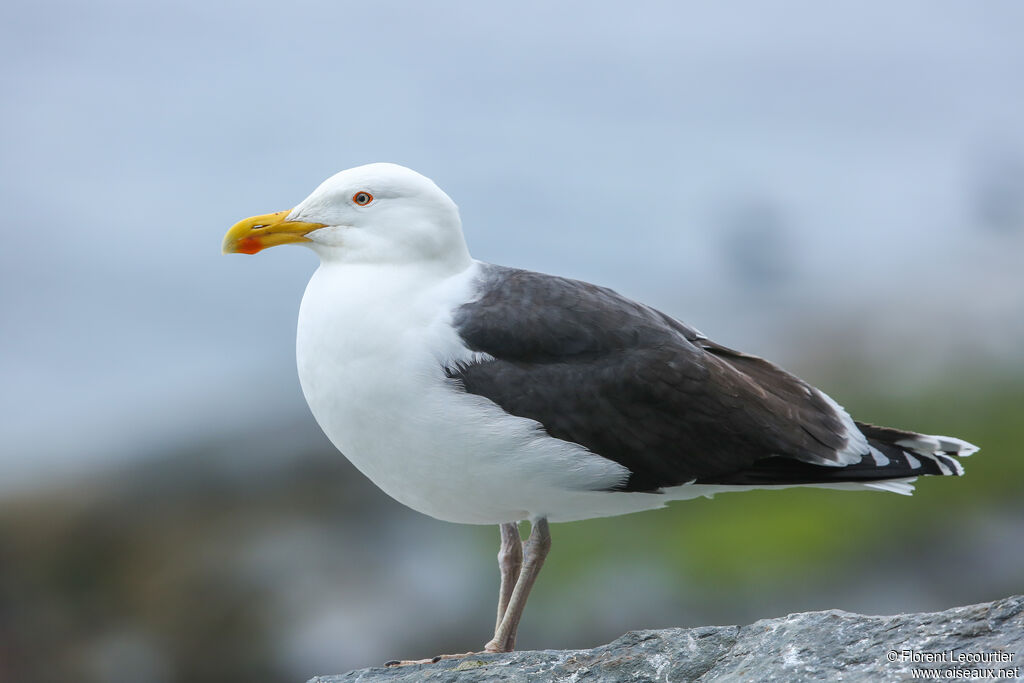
(694, 440, 968, 487)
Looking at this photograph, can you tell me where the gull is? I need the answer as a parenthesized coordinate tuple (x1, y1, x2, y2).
(222, 162, 978, 661)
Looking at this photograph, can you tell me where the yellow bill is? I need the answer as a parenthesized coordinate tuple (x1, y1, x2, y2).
(222, 210, 326, 255)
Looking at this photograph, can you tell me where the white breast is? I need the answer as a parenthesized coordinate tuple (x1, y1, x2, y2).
(295, 260, 639, 525)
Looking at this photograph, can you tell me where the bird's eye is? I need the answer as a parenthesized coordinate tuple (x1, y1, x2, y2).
(352, 191, 374, 206)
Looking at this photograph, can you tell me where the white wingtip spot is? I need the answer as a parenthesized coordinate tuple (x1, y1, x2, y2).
(931, 456, 954, 476)
(939, 455, 964, 476)
(896, 433, 979, 457)
(938, 436, 979, 457)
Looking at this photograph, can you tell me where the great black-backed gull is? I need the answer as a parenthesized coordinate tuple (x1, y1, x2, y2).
(222, 162, 978, 662)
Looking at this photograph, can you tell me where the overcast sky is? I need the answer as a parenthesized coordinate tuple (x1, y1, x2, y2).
(2, 1, 1023, 493)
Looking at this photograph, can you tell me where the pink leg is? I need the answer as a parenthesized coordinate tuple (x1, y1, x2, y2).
(484, 518, 551, 653)
(496, 521, 523, 631)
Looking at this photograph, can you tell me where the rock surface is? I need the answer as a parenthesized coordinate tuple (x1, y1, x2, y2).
(310, 595, 1023, 682)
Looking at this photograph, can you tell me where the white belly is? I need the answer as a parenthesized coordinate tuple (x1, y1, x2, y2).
(294, 261, 652, 524)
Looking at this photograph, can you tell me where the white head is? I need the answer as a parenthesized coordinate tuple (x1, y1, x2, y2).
(223, 163, 471, 271)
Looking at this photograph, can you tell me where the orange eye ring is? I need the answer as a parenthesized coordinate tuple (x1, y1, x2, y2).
(352, 191, 374, 206)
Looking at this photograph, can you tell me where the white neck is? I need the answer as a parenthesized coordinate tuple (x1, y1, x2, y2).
(309, 239, 473, 275)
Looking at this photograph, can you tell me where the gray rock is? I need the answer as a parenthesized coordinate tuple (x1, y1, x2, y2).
(309, 595, 1023, 682)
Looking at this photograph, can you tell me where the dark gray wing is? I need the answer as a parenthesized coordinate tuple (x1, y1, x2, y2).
(445, 264, 863, 492)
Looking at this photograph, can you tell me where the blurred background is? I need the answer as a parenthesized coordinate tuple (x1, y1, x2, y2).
(2, 1, 1023, 681)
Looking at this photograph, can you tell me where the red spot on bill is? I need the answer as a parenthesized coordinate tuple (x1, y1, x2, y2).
(236, 236, 264, 254)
